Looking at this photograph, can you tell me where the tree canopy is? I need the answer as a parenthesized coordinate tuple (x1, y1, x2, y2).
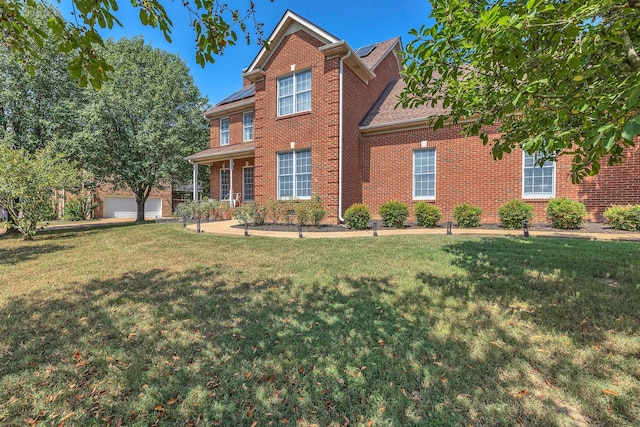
(69, 37, 209, 221)
(1, 0, 269, 88)
(400, 0, 640, 182)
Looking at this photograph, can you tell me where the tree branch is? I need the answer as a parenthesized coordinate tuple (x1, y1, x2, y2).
(622, 30, 640, 70)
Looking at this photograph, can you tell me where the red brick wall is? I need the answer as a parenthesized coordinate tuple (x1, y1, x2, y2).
(342, 49, 402, 218)
(577, 142, 640, 221)
(252, 30, 341, 221)
(209, 110, 253, 148)
(362, 126, 640, 224)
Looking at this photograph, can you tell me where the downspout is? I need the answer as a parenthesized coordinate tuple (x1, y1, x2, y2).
(229, 159, 234, 207)
(189, 160, 198, 202)
(338, 50, 351, 222)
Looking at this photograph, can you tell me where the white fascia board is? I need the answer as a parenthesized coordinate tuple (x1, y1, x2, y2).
(245, 10, 339, 73)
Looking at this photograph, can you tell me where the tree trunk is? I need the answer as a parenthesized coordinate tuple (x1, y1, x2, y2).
(133, 186, 152, 222)
(135, 196, 145, 222)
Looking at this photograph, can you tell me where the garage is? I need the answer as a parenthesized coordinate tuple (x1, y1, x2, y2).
(103, 197, 163, 219)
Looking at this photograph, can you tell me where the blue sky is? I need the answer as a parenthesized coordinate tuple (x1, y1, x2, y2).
(59, 1, 433, 105)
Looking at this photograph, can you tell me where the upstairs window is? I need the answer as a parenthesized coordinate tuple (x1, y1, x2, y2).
(243, 111, 254, 141)
(523, 152, 555, 198)
(220, 118, 229, 146)
(277, 149, 311, 199)
(277, 69, 312, 116)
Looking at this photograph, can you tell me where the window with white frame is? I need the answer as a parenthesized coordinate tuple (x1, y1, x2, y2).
(220, 169, 230, 200)
(523, 152, 555, 198)
(277, 69, 312, 117)
(413, 149, 436, 199)
(277, 149, 311, 199)
(243, 166, 254, 202)
(219, 118, 230, 145)
(243, 111, 254, 141)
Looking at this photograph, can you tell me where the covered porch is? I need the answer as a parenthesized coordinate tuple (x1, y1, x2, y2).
(185, 142, 255, 206)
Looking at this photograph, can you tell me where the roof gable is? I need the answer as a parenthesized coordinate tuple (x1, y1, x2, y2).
(245, 10, 339, 74)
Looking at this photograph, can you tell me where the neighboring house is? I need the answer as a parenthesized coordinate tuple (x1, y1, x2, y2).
(186, 10, 640, 224)
(93, 184, 172, 219)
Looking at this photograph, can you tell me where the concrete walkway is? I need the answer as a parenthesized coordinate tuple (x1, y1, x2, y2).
(188, 219, 640, 241)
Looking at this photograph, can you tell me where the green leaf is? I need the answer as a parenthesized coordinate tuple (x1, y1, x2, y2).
(627, 86, 640, 109)
(622, 116, 640, 141)
(568, 56, 581, 70)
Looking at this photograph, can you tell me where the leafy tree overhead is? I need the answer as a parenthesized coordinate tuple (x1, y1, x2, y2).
(400, 0, 640, 182)
(70, 37, 209, 222)
(1, 6, 86, 154)
(1, 0, 269, 88)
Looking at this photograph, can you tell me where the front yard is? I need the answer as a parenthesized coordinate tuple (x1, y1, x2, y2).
(1, 223, 638, 426)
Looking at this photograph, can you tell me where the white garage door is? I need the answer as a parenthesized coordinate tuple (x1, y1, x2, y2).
(103, 197, 162, 219)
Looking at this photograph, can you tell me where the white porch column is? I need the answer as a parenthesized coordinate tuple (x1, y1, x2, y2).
(229, 158, 234, 207)
(192, 162, 198, 202)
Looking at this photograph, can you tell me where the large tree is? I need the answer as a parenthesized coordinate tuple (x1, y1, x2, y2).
(400, 0, 640, 181)
(71, 37, 209, 221)
(0, 10, 86, 154)
(1, 0, 268, 88)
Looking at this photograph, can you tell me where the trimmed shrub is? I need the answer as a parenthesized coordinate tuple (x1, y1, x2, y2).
(306, 194, 328, 226)
(604, 204, 640, 231)
(344, 203, 370, 230)
(379, 200, 409, 228)
(414, 202, 442, 227)
(546, 198, 587, 229)
(233, 202, 266, 225)
(453, 203, 483, 227)
(498, 198, 534, 229)
(265, 197, 286, 224)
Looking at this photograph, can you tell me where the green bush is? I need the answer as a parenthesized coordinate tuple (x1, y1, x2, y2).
(604, 204, 640, 231)
(304, 194, 327, 226)
(414, 202, 442, 227)
(453, 203, 483, 228)
(265, 197, 286, 224)
(233, 202, 266, 225)
(379, 200, 409, 228)
(545, 198, 587, 229)
(498, 198, 534, 229)
(344, 203, 371, 230)
(173, 201, 196, 221)
(64, 196, 97, 221)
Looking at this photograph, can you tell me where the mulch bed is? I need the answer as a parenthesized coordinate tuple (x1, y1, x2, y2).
(233, 221, 639, 234)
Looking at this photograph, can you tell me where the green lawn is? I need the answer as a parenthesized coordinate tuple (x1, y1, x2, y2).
(1, 223, 639, 426)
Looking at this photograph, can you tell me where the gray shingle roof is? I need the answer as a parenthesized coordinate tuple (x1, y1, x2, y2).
(360, 79, 446, 129)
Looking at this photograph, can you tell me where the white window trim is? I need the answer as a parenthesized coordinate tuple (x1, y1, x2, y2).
(277, 149, 312, 200)
(243, 166, 254, 202)
(243, 111, 254, 142)
(277, 69, 312, 117)
(220, 168, 230, 200)
(522, 151, 556, 199)
(413, 149, 436, 200)
(220, 117, 230, 146)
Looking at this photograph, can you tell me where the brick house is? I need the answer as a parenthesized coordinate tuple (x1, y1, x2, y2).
(186, 10, 640, 224)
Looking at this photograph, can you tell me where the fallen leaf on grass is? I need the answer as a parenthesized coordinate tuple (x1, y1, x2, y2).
(154, 405, 164, 412)
(602, 388, 619, 396)
(57, 412, 74, 427)
(517, 389, 529, 398)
